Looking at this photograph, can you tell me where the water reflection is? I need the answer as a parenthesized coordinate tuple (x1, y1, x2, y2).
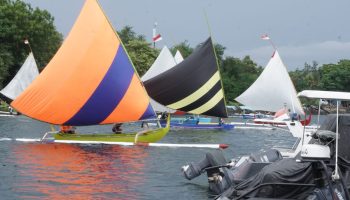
(12, 143, 148, 199)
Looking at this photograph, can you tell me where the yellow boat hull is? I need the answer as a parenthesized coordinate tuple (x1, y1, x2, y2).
(54, 116, 170, 143)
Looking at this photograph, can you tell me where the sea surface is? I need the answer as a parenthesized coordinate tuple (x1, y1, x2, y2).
(0, 115, 317, 200)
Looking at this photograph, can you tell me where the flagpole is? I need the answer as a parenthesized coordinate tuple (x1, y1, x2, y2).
(261, 34, 277, 50)
(153, 22, 157, 48)
(269, 39, 277, 50)
(24, 39, 33, 53)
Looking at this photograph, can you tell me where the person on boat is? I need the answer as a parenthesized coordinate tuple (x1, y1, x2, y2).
(160, 112, 167, 120)
(141, 121, 149, 129)
(60, 125, 76, 134)
(291, 112, 298, 122)
(8, 106, 13, 115)
(218, 117, 225, 125)
(112, 123, 123, 134)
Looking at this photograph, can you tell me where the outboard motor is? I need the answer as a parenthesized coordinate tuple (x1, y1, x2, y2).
(216, 115, 350, 200)
(182, 149, 283, 195)
(182, 150, 228, 180)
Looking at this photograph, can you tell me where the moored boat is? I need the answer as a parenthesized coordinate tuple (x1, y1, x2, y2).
(182, 90, 350, 199)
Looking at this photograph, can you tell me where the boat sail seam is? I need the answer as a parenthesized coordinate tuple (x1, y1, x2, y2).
(189, 89, 223, 114)
(166, 71, 220, 109)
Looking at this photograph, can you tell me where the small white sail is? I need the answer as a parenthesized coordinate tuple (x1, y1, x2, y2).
(142, 46, 177, 113)
(174, 50, 184, 64)
(141, 46, 177, 81)
(235, 51, 304, 115)
(0, 52, 39, 101)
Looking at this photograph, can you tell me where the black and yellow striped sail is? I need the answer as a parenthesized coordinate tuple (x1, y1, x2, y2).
(144, 37, 228, 118)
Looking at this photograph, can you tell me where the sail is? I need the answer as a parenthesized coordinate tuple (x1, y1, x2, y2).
(235, 50, 304, 115)
(174, 50, 184, 64)
(144, 37, 228, 118)
(0, 53, 39, 102)
(142, 46, 177, 113)
(141, 46, 177, 82)
(11, 0, 155, 126)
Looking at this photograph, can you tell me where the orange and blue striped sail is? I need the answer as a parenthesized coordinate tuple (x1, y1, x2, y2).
(11, 0, 155, 126)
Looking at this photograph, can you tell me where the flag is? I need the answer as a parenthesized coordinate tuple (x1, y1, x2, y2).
(24, 39, 29, 44)
(274, 107, 288, 118)
(152, 34, 162, 42)
(261, 34, 270, 40)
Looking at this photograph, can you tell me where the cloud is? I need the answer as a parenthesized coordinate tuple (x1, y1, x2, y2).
(229, 41, 350, 70)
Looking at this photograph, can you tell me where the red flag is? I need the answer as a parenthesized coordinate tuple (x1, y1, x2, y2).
(152, 34, 162, 42)
(261, 34, 270, 40)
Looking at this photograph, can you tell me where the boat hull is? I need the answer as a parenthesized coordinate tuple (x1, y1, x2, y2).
(161, 121, 234, 130)
(54, 127, 168, 143)
(54, 116, 171, 143)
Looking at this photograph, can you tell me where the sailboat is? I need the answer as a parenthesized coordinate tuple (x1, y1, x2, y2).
(235, 50, 310, 126)
(143, 37, 234, 130)
(0, 52, 39, 115)
(142, 46, 212, 125)
(10, 0, 170, 143)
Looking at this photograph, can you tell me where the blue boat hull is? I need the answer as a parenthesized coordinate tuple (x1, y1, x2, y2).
(160, 121, 234, 130)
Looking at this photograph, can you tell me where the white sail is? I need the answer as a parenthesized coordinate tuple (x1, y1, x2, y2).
(142, 46, 177, 113)
(235, 50, 304, 115)
(0, 52, 39, 101)
(174, 50, 184, 64)
(141, 46, 177, 81)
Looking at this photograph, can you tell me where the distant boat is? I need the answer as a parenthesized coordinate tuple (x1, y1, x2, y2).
(144, 37, 234, 130)
(0, 52, 39, 115)
(235, 50, 310, 125)
(0, 52, 39, 103)
(11, 0, 169, 143)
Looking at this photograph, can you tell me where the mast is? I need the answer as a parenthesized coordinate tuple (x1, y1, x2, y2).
(203, 10, 229, 116)
(24, 39, 33, 53)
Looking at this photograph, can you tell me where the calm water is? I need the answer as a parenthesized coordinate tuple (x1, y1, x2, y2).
(0, 116, 299, 200)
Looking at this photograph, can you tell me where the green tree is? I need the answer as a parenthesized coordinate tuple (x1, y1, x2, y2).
(213, 43, 225, 65)
(170, 41, 193, 58)
(118, 25, 136, 44)
(0, 47, 13, 87)
(0, 0, 62, 87)
(221, 56, 261, 103)
(319, 60, 350, 91)
(290, 61, 320, 92)
(117, 26, 159, 76)
(125, 40, 159, 76)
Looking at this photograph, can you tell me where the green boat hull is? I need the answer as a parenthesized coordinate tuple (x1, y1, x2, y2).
(54, 116, 170, 143)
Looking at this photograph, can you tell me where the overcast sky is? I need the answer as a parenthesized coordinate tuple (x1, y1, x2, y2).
(22, 0, 350, 70)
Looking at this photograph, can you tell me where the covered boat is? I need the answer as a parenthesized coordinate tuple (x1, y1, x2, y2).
(182, 90, 350, 199)
(215, 114, 350, 200)
(10, 0, 169, 143)
(143, 37, 233, 130)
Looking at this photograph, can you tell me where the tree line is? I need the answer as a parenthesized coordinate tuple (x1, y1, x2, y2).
(1, 0, 350, 106)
